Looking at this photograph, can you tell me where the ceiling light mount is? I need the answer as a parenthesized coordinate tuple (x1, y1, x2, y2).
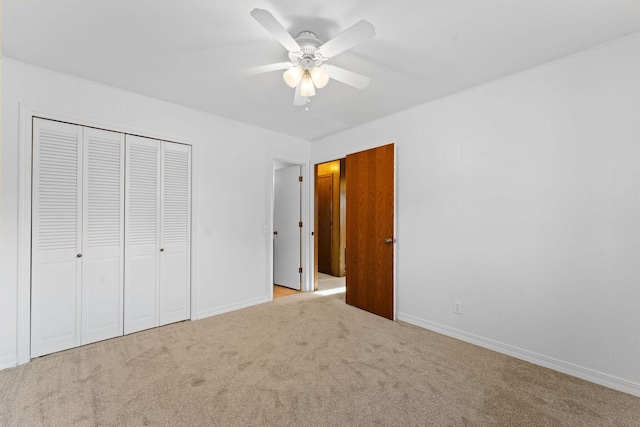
(284, 31, 329, 96)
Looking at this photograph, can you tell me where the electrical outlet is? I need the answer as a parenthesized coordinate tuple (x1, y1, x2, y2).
(453, 301, 462, 315)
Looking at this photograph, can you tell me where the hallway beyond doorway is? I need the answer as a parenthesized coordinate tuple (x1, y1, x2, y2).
(274, 273, 345, 299)
(316, 273, 345, 294)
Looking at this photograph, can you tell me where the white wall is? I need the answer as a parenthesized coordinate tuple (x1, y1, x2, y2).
(0, 59, 310, 368)
(312, 34, 640, 395)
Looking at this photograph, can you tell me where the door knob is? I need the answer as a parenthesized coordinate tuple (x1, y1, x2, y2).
(273, 231, 278, 235)
(384, 238, 394, 244)
(160, 248, 164, 252)
(77, 253, 82, 258)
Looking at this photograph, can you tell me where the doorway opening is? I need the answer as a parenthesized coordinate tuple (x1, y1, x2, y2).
(314, 144, 395, 319)
(315, 159, 347, 295)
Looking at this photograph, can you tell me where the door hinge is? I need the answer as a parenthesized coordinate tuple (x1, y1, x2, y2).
(299, 267, 303, 274)
(299, 176, 303, 182)
(298, 221, 303, 228)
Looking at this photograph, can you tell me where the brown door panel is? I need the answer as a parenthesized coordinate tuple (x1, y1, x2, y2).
(317, 174, 333, 274)
(346, 143, 394, 320)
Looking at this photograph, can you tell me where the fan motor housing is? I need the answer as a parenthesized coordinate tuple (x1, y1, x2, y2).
(289, 31, 324, 66)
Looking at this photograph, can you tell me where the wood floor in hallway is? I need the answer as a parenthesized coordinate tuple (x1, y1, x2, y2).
(273, 285, 300, 298)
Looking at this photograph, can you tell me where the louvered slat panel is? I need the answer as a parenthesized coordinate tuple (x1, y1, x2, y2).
(159, 142, 190, 326)
(124, 136, 160, 334)
(162, 149, 189, 244)
(81, 128, 124, 346)
(128, 144, 158, 245)
(31, 118, 82, 358)
(37, 130, 79, 251)
(87, 135, 122, 248)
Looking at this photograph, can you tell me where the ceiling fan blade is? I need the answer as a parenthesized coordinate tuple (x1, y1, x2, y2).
(316, 20, 375, 59)
(235, 62, 293, 76)
(324, 65, 371, 90)
(293, 84, 306, 106)
(250, 9, 301, 53)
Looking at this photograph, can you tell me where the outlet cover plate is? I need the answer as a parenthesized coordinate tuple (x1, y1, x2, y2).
(453, 301, 462, 314)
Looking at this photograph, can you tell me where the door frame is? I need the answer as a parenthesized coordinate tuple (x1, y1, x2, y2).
(268, 157, 310, 300)
(16, 104, 195, 365)
(309, 144, 397, 318)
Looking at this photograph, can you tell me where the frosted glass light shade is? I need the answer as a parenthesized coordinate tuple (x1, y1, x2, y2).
(300, 72, 316, 97)
(309, 66, 329, 89)
(283, 66, 304, 88)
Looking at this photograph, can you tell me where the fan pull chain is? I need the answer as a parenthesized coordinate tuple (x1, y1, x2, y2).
(305, 97, 310, 112)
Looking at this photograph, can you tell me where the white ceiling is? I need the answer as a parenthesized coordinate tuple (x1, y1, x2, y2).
(3, 0, 640, 141)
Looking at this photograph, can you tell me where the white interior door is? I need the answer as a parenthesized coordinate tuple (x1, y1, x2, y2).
(31, 118, 83, 357)
(81, 127, 125, 345)
(159, 142, 191, 326)
(273, 165, 301, 290)
(124, 135, 160, 334)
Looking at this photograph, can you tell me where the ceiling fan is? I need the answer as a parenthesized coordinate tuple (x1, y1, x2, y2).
(236, 9, 375, 106)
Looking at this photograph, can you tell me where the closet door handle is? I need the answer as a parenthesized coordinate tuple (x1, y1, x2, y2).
(77, 253, 83, 258)
(160, 248, 164, 252)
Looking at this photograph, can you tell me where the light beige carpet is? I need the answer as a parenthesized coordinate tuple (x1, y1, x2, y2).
(1, 291, 639, 426)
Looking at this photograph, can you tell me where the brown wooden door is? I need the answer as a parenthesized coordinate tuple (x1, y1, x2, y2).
(346, 143, 394, 320)
(317, 174, 333, 274)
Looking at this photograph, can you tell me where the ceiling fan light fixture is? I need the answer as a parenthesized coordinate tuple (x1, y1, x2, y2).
(309, 66, 329, 89)
(243, 9, 375, 105)
(283, 65, 304, 88)
(300, 71, 316, 97)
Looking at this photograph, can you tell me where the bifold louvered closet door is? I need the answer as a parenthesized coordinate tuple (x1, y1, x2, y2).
(124, 135, 191, 334)
(32, 119, 191, 358)
(31, 118, 125, 357)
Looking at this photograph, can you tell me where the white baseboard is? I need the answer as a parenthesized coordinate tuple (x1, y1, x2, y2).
(0, 356, 17, 371)
(396, 312, 640, 398)
(197, 296, 270, 320)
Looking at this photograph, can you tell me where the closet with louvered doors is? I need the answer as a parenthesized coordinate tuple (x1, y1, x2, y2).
(124, 135, 191, 335)
(31, 118, 125, 358)
(31, 118, 191, 358)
